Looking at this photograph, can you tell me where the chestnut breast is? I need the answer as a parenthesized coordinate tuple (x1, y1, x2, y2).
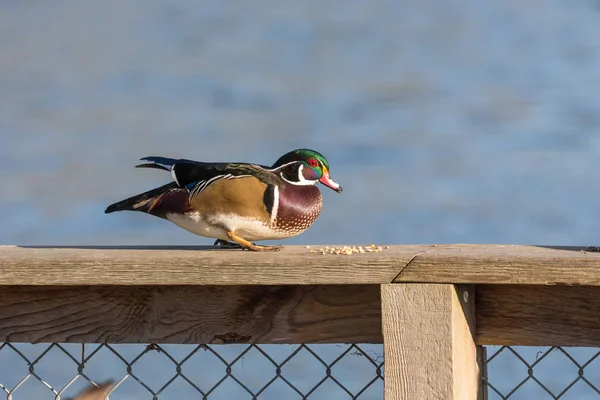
(274, 184, 323, 235)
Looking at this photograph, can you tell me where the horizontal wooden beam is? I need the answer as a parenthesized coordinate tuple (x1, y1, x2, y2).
(0, 245, 421, 285)
(2, 282, 600, 347)
(2, 244, 600, 286)
(0, 285, 382, 344)
(476, 284, 600, 346)
(394, 244, 600, 286)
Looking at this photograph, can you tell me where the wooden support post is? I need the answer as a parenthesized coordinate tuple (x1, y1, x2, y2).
(381, 284, 481, 399)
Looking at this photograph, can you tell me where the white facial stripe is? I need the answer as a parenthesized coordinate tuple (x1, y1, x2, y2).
(268, 161, 299, 172)
(299, 164, 320, 185)
(279, 165, 317, 186)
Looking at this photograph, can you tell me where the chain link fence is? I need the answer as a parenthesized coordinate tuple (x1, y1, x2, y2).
(483, 346, 600, 399)
(2, 343, 600, 399)
(0, 343, 384, 399)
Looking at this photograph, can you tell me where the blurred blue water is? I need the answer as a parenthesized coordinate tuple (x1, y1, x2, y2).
(1, 0, 600, 398)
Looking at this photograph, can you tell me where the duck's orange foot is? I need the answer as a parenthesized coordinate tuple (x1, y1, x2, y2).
(225, 231, 282, 252)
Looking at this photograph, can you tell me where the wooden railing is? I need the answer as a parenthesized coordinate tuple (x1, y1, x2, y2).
(1, 244, 600, 399)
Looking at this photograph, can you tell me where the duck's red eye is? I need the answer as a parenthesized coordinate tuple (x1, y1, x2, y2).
(308, 158, 318, 167)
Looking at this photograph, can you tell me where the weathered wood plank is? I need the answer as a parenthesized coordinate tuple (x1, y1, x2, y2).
(0, 285, 382, 344)
(395, 244, 600, 285)
(476, 284, 600, 346)
(381, 284, 480, 400)
(2, 244, 600, 286)
(0, 245, 425, 285)
(453, 285, 480, 399)
(4, 281, 600, 347)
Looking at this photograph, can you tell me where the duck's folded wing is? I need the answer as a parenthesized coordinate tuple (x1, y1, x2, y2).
(175, 163, 282, 197)
(136, 157, 280, 195)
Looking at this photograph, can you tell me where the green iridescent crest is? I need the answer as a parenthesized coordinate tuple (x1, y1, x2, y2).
(271, 149, 331, 173)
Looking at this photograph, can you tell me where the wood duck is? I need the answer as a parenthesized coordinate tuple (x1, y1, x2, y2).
(105, 149, 342, 251)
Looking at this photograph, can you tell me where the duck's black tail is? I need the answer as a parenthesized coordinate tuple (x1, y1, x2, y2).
(105, 182, 178, 214)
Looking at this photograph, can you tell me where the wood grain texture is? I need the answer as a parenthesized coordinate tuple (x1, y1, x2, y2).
(2, 244, 600, 286)
(0, 285, 382, 344)
(0, 245, 427, 285)
(394, 244, 600, 285)
(452, 285, 480, 400)
(381, 284, 480, 400)
(476, 284, 600, 346)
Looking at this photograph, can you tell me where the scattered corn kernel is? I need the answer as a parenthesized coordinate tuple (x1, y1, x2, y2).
(308, 244, 389, 255)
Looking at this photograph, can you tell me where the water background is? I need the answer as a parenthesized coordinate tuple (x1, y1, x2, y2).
(2, 0, 600, 398)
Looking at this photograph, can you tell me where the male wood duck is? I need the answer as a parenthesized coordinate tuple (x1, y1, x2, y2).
(105, 149, 342, 251)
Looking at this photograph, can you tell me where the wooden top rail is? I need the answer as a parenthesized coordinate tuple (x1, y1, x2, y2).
(1, 243, 600, 351)
(4, 244, 598, 400)
(0, 244, 599, 286)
